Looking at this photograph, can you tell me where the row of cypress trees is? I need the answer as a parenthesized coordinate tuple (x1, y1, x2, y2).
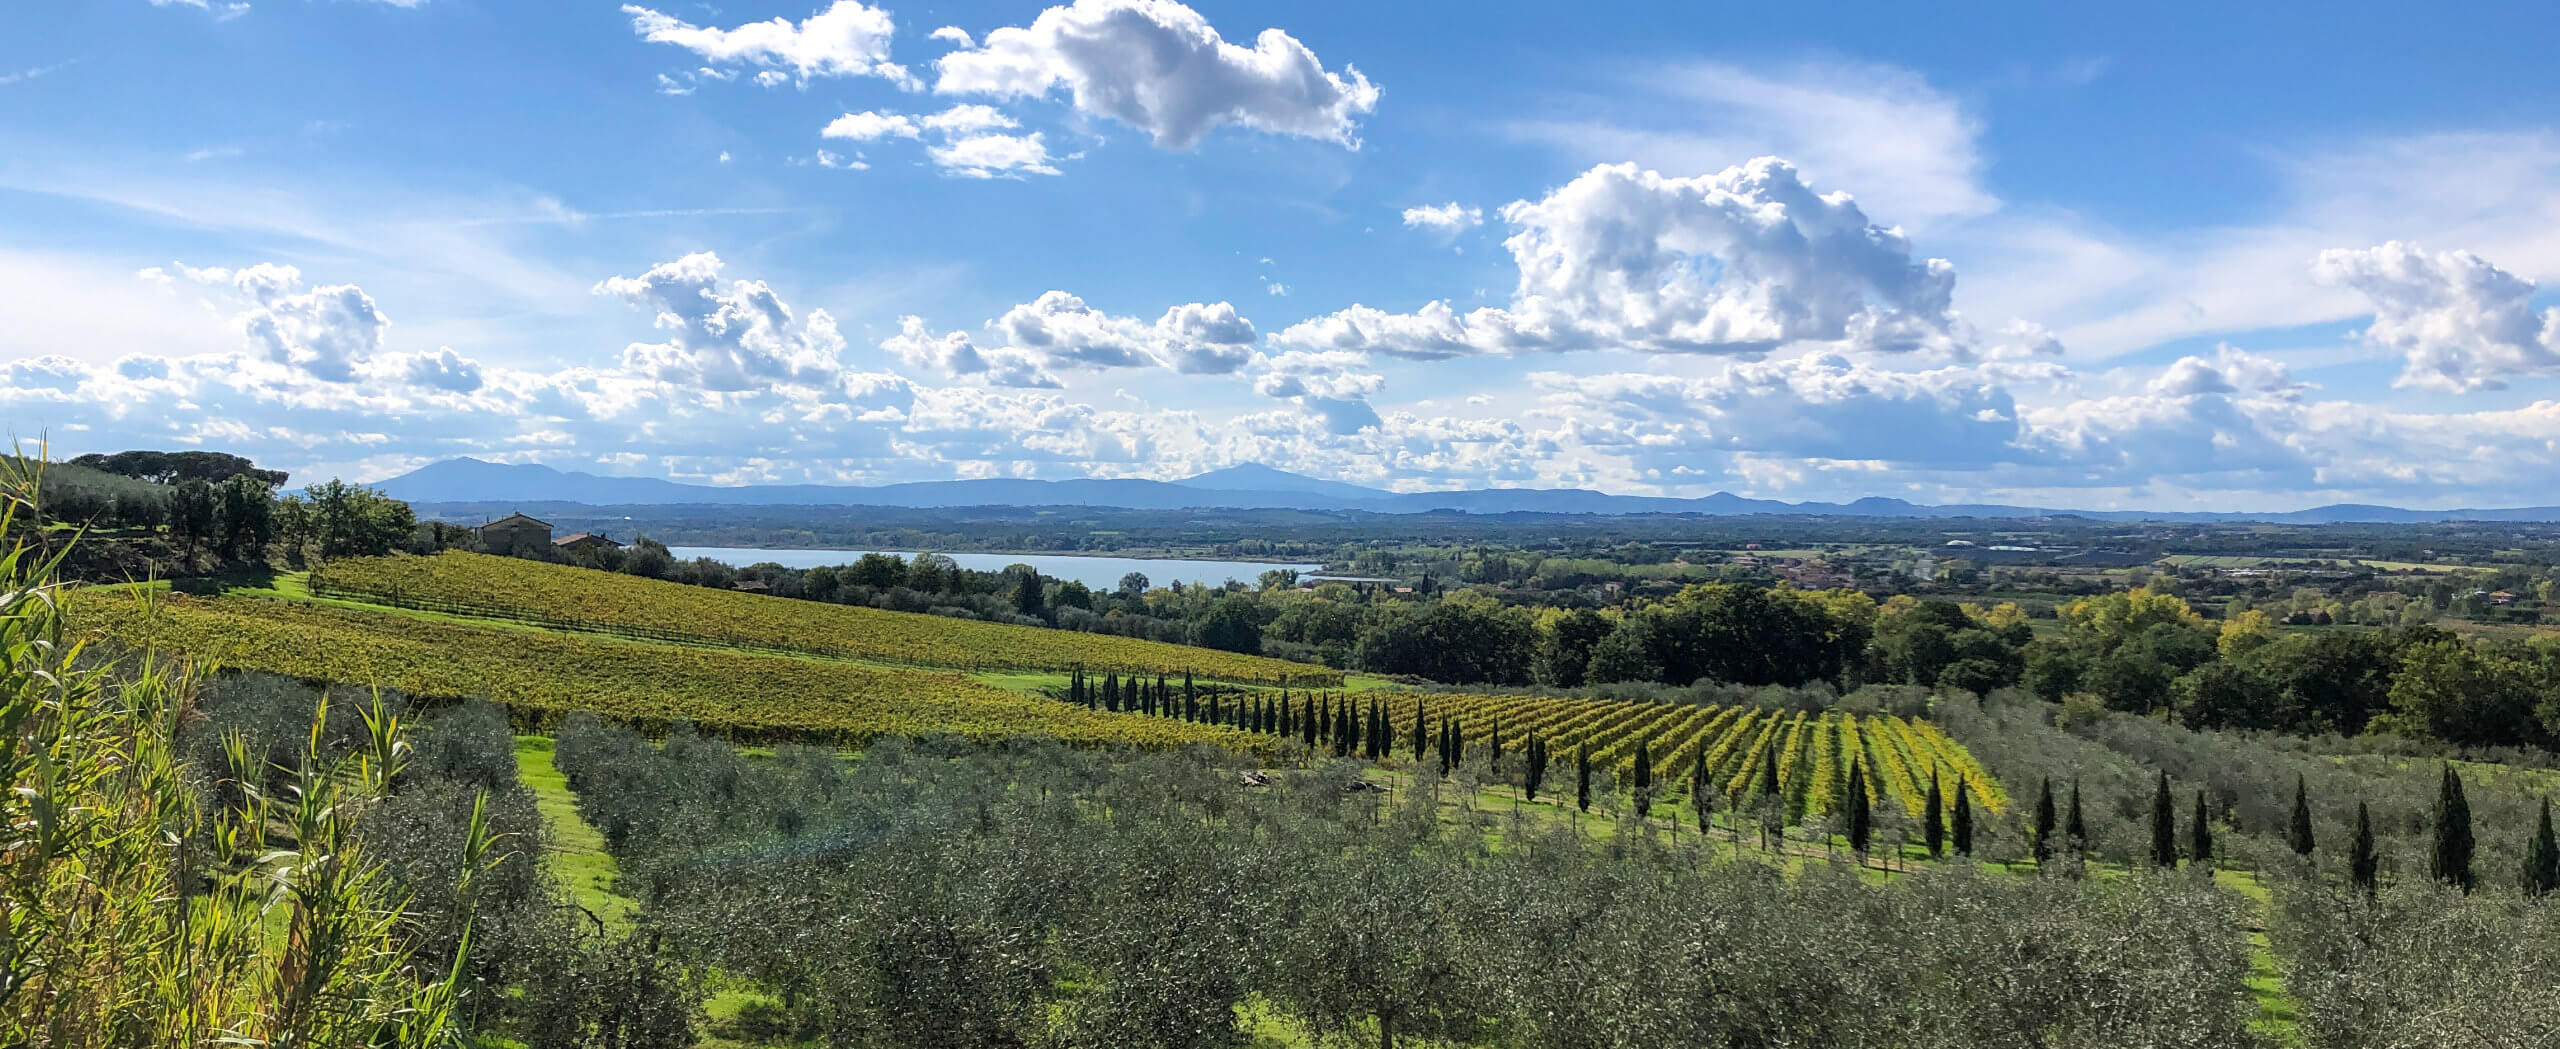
(2020, 765, 2560, 897)
(1073, 671, 1532, 769)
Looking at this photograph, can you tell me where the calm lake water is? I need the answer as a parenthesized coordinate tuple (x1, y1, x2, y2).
(665, 547, 1325, 590)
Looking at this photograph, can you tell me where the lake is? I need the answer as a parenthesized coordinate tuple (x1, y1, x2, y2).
(665, 546, 1326, 590)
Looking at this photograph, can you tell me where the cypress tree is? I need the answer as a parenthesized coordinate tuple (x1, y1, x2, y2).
(1439, 722, 1455, 774)
(1412, 705, 1427, 763)
(2350, 801, 2379, 896)
(2525, 799, 2560, 897)
(1576, 744, 1592, 813)
(2065, 779, 2086, 850)
(2288, 774, 2316, 858)
(2150, 771, 2179, 868)
(1183, 670, 1194, 712)
(1278, 692, 1292, 738)
(1103, 672, 1121, 713)
(1491, 720, 1502, 764)
(1302, 696, 1317, 748)
(1449, 718, 1463, 767)
(2189, 791, 2214, 868)
(1846, 763, 1872, 855)
(2032, 778, 2058, 865)
(1335, 701, 1355, 758)
(2433, 764, 2475, 892)
(1761, 743, 1781, 801)
(1952, 777, 1974, 857)
(1923, 771, 1945, 858)
(1693, 747, 1710, 833)
(1632, 738, 1654, 819)
(1523, 735, 1546, 802)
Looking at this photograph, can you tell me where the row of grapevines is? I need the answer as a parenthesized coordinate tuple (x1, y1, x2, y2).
(1902, 718, 2010, 815)
(1721, 711, 1787, 799)
(1773, 712, 1813, 820)
(1842, 715, 1882, 805)
(1651, 705, 1737, 801)
(1803, 713, 1841, 816)
(1698, 708, 1765, 791)
(1872, 716, 1932, 817)
(310, 551, 1337, 686)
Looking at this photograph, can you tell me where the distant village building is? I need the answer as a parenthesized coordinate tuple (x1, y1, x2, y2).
(554, 532, 622, 554)
(478, 512, 552, 556)
(732, 580, 772, 594)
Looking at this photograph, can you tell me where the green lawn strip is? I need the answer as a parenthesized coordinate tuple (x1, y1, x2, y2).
(970, 669, 1070, 693)
(513, 736, 637, 933)
(2213, 868, 2305, 1046)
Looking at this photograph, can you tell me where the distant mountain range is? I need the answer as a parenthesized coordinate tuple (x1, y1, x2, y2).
(364, 457, 2560, 524)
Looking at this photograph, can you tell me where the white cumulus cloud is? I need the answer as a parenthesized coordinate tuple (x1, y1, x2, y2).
(1254, 349, 1382, 434)
(141, 261, 388, 382)
(624, 1, 916, 88)
(821, 110, 919, 141)
(1279, 157, 1968, 360)
(2314, 241, 2560, 393)
(932, 0, 1379, 150)
(593, 252, 849, 391)
(928, 132, 1059, 178)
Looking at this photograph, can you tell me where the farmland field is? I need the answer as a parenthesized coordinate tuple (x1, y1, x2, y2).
(67, 589, 1270, 752)
(309, 551, 1338, 686)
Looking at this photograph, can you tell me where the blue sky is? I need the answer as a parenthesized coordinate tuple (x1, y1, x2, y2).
(7, 0, 2560, 509)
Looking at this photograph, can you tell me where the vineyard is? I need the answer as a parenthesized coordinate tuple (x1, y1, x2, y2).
(1069, 678, 2008, 820)
(67, 590, 1271, 753)
(68, 572, 2003, 814)
(306, 551, 1339, 686)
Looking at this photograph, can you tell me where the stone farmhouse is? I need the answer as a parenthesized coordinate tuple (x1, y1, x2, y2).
(477, 512, 552, 556)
